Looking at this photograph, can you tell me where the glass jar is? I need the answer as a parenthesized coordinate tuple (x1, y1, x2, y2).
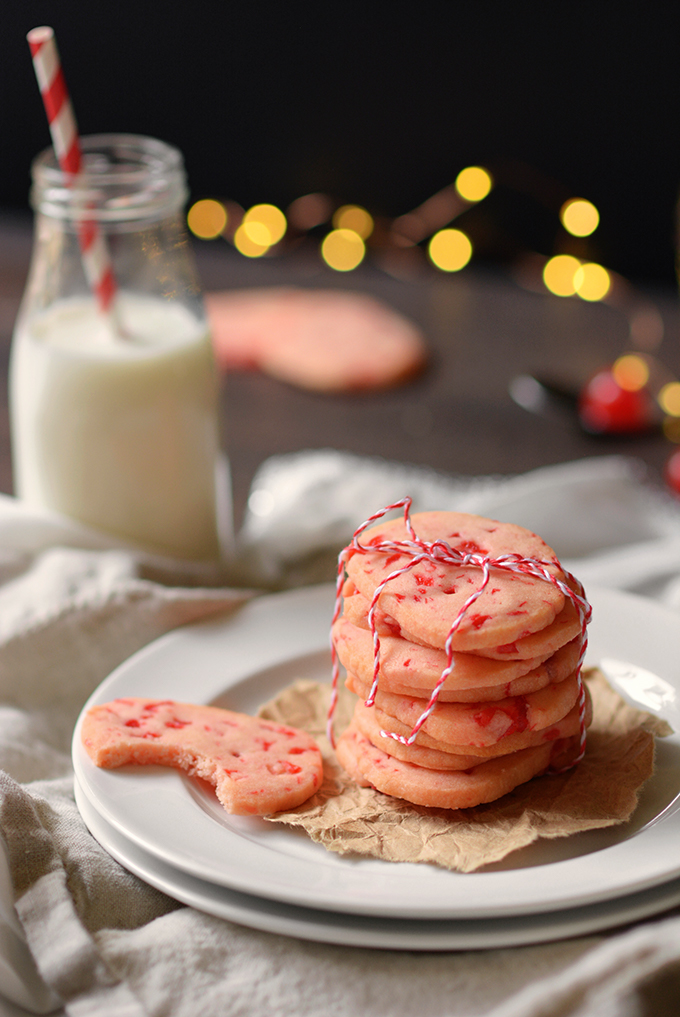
(10, 134, 230, 563)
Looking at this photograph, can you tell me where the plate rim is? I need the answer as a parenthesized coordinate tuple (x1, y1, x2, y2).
(73, 776, 680, 951)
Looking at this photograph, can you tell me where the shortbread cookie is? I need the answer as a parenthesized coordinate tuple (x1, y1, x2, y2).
(344, 512, 570, 652)
(352, 696, 591, 767)
(341, 579, 582, 660)
(206, 288, 427, 391)
(345, 669, 580, 749)
(333, 615, 581, 701)
(368, 702, 576, 757)
(336, 721, 581, 810)
(82, 698, 323, 816)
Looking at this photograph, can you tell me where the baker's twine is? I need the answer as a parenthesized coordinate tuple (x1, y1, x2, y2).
(328, 498, 592, 775)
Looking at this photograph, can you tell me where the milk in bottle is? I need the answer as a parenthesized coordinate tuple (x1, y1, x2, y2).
(10, 135, 227, 563)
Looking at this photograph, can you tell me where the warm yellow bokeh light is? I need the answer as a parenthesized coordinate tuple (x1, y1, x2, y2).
(659, 381, 680, 416)
(242, 204, 287, 245)
(542, 255, 581, 296)
(233, 222, 270, 258)
(455, 166, 493, 202)
(560, 198, 600, 237)
(333, 204, 374, 239)
(573, 262, 611, 301)
(612, 355, 650, 392)
(187, 199, 228, 239)
(321, 228, 365, 271)
(428, 229, 473, 272)
(242, 221, 272, 246)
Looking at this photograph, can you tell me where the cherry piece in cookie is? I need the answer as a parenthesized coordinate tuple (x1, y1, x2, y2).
(354, 691, 592, 762)
(81, 698, 323, 816)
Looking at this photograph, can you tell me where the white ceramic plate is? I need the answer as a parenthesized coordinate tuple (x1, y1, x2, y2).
(74, 777, 680, 951)
(73, 584, 680, 920)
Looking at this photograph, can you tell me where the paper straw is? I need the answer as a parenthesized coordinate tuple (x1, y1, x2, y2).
(27, 26, 117, 314)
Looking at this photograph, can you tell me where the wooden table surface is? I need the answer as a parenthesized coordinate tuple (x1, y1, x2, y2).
(1, 213, 678, 531)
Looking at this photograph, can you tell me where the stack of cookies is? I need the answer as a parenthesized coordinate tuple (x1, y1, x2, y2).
(332, 510, 591, 810)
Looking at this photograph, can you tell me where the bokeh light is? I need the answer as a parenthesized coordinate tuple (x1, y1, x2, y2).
(573, 262, 611, 301)
(560, 198, 600, 237)
(659, 381, 680, 416)
(321, 229, 365, 271)
(242, 203, 287, 245)
(428, 229, 472, 271)
(243, 221, 272, 246)
(579, 368, 655, 434)
(612, 355, 649, 392)
(233, 222, 270, 258)
(542, 255, 581, 296)
(455, 166, 493, 202)
(187, 199, 228, 239)
(332, 205, 374, 239)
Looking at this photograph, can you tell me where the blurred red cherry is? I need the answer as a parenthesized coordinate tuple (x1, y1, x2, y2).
(665, 448, 680, 496)
(578, 367, 658, 434)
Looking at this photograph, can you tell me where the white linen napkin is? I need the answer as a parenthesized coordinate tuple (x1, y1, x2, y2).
(1, 454, 679, 1017)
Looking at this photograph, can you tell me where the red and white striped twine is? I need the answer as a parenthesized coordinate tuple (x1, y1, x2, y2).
(328, 497, 592, 774)
(27, 26, 117, 314)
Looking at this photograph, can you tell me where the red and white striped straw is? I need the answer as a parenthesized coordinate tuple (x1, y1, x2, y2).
(27, 26, 117, 314)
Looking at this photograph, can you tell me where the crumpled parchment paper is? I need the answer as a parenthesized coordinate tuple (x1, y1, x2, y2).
(260, 670, 672, 872)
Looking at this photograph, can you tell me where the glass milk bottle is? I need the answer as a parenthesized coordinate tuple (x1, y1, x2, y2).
(10, 134, 229, 564)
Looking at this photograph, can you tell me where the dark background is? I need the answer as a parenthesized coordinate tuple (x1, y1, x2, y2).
(2, 1, 680, 286)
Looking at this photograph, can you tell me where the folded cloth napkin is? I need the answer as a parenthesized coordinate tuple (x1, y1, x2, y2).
(1, 454, 680, 1017)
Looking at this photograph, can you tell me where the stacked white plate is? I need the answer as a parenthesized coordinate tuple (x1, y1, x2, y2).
(72, 584, 680, 951)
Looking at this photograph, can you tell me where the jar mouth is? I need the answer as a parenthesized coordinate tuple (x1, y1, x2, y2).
(31, 133, 188, 223)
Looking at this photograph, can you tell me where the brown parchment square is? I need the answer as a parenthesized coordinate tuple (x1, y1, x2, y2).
(260, 670, 672, 872)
